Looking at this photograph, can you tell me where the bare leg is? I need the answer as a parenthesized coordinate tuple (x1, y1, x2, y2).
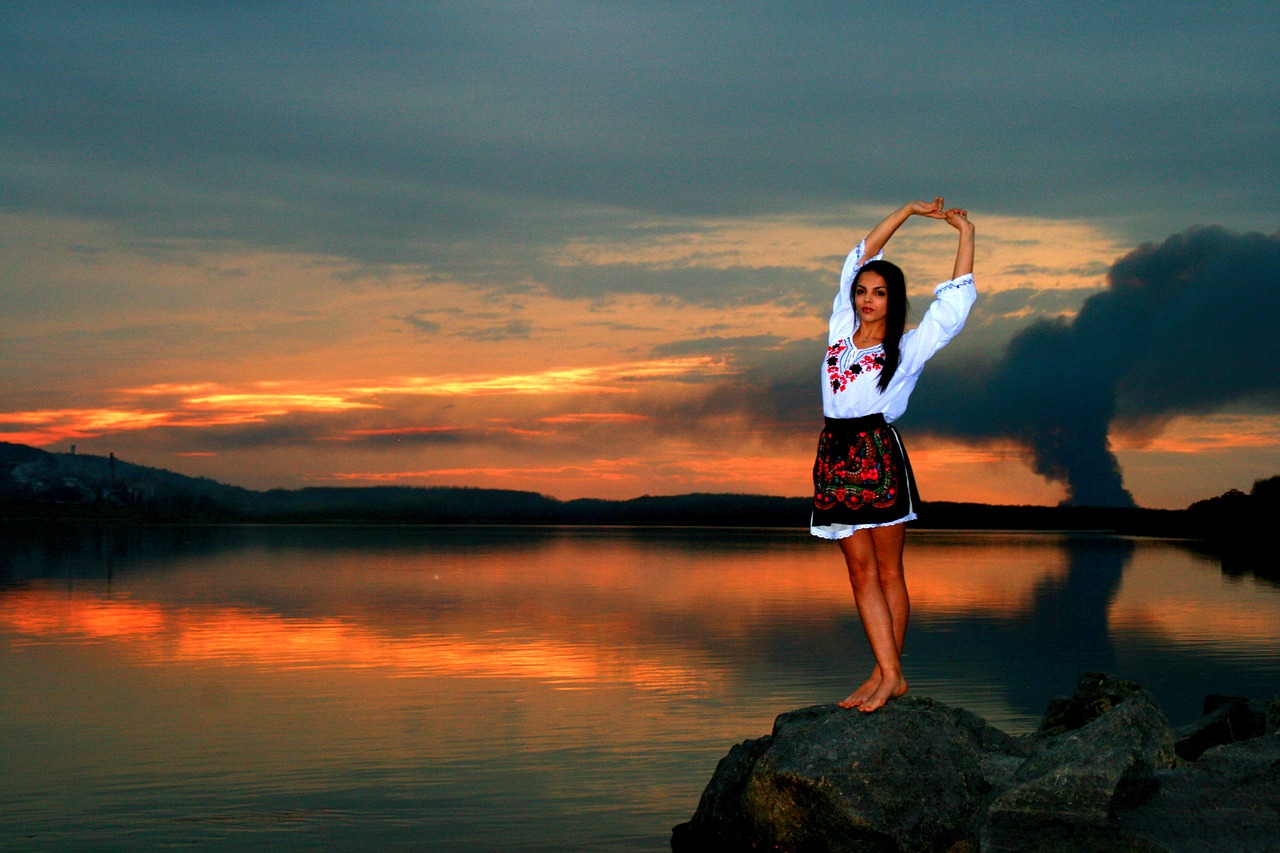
(837, 523, 910, 712)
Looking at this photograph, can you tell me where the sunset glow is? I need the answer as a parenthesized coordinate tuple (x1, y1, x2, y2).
(0, 588, 716, 694)
(1109, 547, 1280, 650)
(3, 3, 1278, 509)
(5, 534, 1277, 689)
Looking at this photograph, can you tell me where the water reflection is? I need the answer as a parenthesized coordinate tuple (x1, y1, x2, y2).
(2, 526, 1276, 719)
(1, 525, 1277, 850)
(973, 535, 1135, 720)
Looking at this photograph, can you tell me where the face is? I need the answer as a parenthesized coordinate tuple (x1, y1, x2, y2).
(854, 271, 889, 325)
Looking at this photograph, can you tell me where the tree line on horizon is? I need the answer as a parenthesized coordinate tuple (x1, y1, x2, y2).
(1, 442, 1275, 544)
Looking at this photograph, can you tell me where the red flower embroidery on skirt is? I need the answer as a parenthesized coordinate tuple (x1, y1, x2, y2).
(812, 425, 901, 512)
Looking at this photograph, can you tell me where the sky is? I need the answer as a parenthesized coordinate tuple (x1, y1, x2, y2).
(3, 1, 1279, 509)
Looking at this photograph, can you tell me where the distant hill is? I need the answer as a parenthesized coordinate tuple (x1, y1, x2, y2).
(1, 442, 1273, 543)
(1, 441, 253, 520)
(0, 442, 564, 523)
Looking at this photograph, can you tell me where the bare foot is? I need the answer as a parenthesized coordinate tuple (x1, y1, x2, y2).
(857, 675, 907, 713)
(838, 667, 882, 708)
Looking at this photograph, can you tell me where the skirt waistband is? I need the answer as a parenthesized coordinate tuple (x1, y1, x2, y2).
(823, 413, 888, 432)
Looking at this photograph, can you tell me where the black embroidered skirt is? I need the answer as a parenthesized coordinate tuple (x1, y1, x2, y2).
(810, 413, 920, 538)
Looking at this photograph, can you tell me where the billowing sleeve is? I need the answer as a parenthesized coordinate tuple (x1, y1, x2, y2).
(828, 240, 884, 345)
(898, 273, 977, 375)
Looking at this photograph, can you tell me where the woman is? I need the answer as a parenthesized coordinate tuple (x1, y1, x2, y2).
(812, 198, 976, 712)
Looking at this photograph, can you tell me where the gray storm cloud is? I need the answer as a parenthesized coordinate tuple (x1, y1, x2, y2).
(4, 3, 1277, 274)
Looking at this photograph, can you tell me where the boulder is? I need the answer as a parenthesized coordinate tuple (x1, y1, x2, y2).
(1195, 733, 1280, 812)
(981, 691, 1177, 852)
(1253, 695, 1280, 735)
(1175, 695, 1268, 761)
(1116, 735, 1280, 852)
(675, 675, 1278, 852)
(1037, 671, 1147, 735)
(670, 735, 772, 851)
(672, 697, 1020, 852)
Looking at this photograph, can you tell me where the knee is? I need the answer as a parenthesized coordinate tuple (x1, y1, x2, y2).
(845, 555, 880, 586)
(839, 534, 881, 585)
(876, 559, 904, 583)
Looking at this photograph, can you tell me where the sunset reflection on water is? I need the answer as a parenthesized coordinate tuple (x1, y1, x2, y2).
(1, 526, 1277, 850)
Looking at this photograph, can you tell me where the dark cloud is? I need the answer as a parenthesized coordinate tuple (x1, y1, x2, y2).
(1000, 262, 1110, 278)
(401, 314, 441, 336)
(131, 416, 490, 454)
(533, 262, 827, 308)
(335, 429, 475, 450)
(647, 339, 821, 434)
(3, 2, 1277, 296)
(907, 227, 1280, 505)
(136, 417, 353, 452)
(977, 287, 1097, 320)
(471, 319, 532, 342)
(650, 335, 786, 358)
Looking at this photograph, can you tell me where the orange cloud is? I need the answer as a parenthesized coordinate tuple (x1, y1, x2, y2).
(347, 357, 725, 398)
(0, 408, 179, 446)
(1113, 414, 1280, 453)
(335, 424, 557, 444)
(1, 358, 721, 449)
(1, 403, 338, 447)
(538, 413, 650, 425)
(183, 393, 378, 414)
(123, 383, 225, 397)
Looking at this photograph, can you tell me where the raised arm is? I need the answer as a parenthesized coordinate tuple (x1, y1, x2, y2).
(944, 208, 975, 279)
(861, 198, 945, 259)
(897, 208, 978, 375)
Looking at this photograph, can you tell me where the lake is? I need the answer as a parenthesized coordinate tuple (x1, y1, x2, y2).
(2, 524, 1277, 850)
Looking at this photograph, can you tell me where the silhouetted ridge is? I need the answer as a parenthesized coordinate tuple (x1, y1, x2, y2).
(1, 443, 1273, 548)
(254, 486, 565, 523)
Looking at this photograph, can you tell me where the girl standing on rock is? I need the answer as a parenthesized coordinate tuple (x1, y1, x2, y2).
(812, 198, 976, 712)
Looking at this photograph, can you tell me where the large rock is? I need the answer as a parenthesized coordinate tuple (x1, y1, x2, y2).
(981, 691, 1177, 852)
(1037, 671, 1147, 735)
(1254, 696, 1280, 736)
(1195, 734, 1280, 813)
(675, 676, 1279, 852)
(1175, 695, 1269, 761)
(1116, 734, 1280, 852)
(672, 697, 1021, 852)
(671, 735, 772, 850)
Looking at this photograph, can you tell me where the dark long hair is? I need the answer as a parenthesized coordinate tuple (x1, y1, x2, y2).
(853, 260, 910, 392)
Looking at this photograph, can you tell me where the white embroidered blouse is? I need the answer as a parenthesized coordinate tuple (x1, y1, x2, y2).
(822, 240, 977, 423)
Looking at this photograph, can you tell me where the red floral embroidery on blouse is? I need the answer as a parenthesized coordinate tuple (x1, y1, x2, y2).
(826, 341, 885, 393)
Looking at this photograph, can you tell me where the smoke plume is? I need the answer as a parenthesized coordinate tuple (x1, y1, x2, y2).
(909, 226, 1280, 506)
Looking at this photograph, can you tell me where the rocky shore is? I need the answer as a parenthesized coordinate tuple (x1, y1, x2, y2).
(672, 673, 1279, 852)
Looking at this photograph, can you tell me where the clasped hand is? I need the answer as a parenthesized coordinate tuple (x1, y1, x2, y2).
(909, 197, 973, 234)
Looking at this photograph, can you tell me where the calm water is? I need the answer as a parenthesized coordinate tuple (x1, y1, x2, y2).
(2, 525, 1277, 851)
